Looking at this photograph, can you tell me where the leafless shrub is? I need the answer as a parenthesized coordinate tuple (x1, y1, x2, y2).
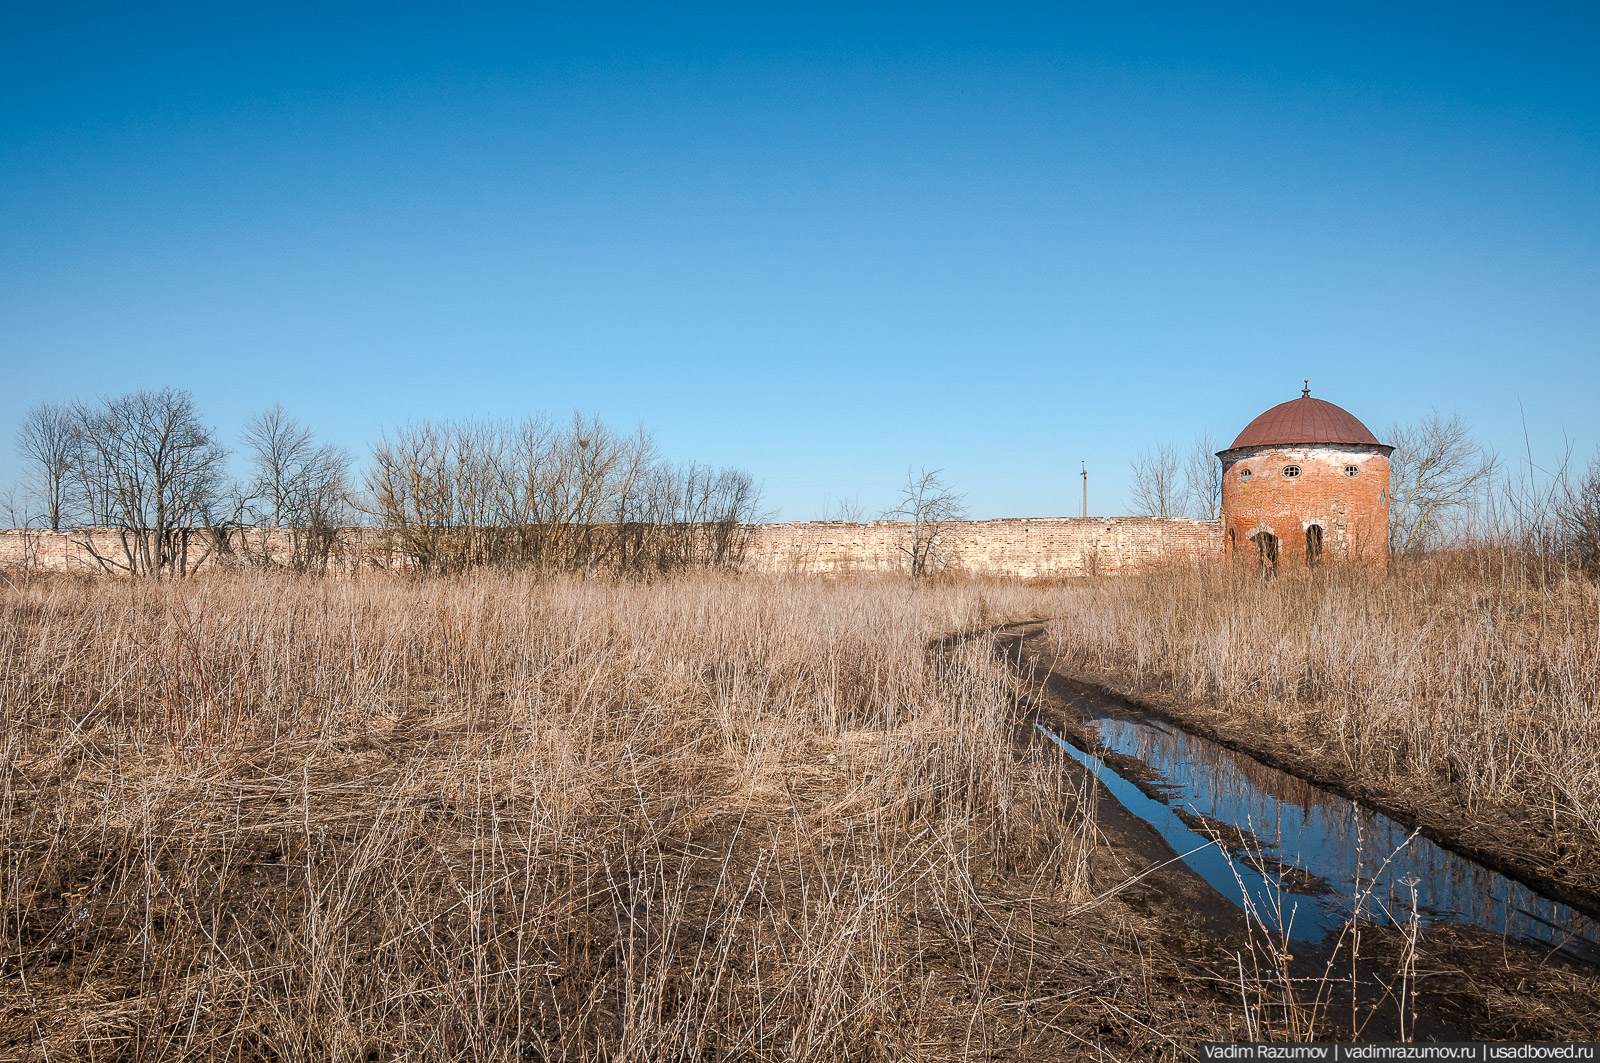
(367, 418, 452, 568)
(1387, 412, 1498, 553)
(884, 466, 967, 577)
(365, 413, 757, 574)
(365, 418, 510, 571)
(617, 461, 759, 572)
(1560, 452, 1600, 575)
(517, 412, 656, 570)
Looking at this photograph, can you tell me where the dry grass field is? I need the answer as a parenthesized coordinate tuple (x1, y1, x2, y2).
(0, 572, 1249, 1061)
(3, 563, 1598, 1059)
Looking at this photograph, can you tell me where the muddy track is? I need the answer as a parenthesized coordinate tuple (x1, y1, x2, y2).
(943, 618, 1351, 939)
(951, 618, 1600, 1042)
(989, 620, 1600, 929)
(937, 619, 1248, 933)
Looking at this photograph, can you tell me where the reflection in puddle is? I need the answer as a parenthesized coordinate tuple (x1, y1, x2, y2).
(1042, 712, 1600, 958)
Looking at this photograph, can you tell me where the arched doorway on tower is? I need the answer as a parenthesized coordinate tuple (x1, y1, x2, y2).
(1305, 524, 1324, 567)
(1248, 529, 1279, 571)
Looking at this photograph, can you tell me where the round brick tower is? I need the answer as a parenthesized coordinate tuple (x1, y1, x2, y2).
(1217, 383, 1393, 569)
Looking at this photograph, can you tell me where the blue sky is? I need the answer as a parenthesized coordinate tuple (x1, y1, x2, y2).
(3, 3, 1596, 518)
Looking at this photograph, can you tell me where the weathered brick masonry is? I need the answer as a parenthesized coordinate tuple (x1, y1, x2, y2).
(1215, 389, 1393, 570)
(743, 518, 1222, 577)
(1218, 445, 1390, 568)
(0, 518, 1223, 579)
(0, 528, 374, 577)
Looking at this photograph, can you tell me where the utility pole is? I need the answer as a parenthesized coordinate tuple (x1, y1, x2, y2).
(1081, 463, 1088, 518)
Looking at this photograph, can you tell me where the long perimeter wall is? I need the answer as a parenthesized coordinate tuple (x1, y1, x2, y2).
(745, 518, 1221, 578)
(0, 518, 1223, 580)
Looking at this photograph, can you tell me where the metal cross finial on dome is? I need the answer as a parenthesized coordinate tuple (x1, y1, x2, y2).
(1302, 379, 1311, 398)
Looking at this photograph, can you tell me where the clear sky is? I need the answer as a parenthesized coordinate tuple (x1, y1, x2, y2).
(3, 3, 1596, 519)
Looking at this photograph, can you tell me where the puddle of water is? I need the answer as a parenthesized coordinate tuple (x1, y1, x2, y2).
(1041, 714, 1600, 959)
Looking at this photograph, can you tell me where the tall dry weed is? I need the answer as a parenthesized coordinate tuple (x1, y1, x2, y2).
(0, 572, 1123, 1060)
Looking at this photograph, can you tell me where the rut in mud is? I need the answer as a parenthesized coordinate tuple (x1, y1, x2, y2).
(988, 621, 1600, 1042)
(1039, 697, 1600, 963)
(998, 621, 1597, 957)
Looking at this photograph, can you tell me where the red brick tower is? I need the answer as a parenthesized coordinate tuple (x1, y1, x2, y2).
(1217, 383, 1393, 569)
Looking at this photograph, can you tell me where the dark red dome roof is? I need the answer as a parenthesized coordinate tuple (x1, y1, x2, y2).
(1227, 393, 1384, 449)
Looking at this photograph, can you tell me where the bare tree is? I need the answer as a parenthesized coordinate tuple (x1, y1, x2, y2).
(1559, 451, 1600, 575)
(366, 420, 455, 571)
(1180, 431, 1222, 519)
(70, 388, 228, 576)
(1128, 442, 1181, 518)
(243, 406, 310, 527)
(0, 487, 42, 571)
(364, 412, 748, 575)
(885, 467, 966, 578)
(621, 460, 761, 572)
(541, 413, 655, 568)
(0, 487, 30, 529)
(15, 402, 76, 530)
(240, 406, 353, 570)
(1388, 412, 1499, 554)
(492, 412, 655, 570)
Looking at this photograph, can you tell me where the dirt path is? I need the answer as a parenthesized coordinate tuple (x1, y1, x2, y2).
(1011, 624, 1600, 924)
(989, 621, 1600, 1043)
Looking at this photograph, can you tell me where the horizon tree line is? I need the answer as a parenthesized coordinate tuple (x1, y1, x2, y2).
(9, 389, 762, 577)
(11, 389, 1600, 577)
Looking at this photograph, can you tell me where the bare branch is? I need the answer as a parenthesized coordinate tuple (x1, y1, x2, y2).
(1388, 412, 1499, 553)
(14, 402, 75, 530)
(1128, 443, 1181, 518)
(1559, 450, 1600, 575)
(364, 412, 756, 574)
(68, 388, 228, 577)
(884, 467, 966, 578)
(1180, 432, 1222, 520)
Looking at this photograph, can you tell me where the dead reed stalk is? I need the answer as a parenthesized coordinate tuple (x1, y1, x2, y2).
(0, 572, 1216, 1060)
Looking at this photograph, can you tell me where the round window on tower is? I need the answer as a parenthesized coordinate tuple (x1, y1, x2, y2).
(1344, 465, 1359, 477)
(1239, 468, 1252, 482)
(1282, 465, 1301, 478)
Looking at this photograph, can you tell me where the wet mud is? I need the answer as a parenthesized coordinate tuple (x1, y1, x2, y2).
(992, 623, 1600, 1043)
